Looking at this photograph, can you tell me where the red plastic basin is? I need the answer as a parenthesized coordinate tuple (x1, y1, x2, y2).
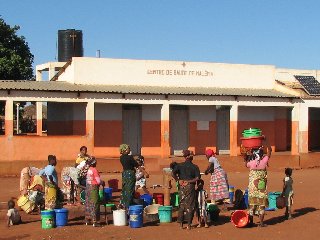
(240, 136, 264, 148)
(231, 210, 249, 228)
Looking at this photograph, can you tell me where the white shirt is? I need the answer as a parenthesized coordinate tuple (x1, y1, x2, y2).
(208, 156, 221, 169)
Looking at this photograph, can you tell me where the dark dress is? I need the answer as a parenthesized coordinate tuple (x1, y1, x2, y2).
(173, 161, 200, 225)
(120, 154, 138, 208)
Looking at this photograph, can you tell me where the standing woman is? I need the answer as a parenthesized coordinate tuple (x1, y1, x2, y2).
(204, 149, 229, 204)
(85, 157, 104, 227)
(119, 144, 138, 209)
(172, 150, 200, 230)
(245, 144, 272, 227)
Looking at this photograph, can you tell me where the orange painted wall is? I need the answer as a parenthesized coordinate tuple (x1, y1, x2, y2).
(0, 134, 89, 162)
(142, 121, 161, 147)
(189, 121, 216, 154)
(94, 120, 122, 147)
(291, 121, 299, 155)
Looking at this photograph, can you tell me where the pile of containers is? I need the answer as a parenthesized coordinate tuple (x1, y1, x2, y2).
(240, 128, 264, 148)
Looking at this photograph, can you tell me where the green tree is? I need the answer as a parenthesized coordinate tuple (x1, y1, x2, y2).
(0, 17, 34, 80)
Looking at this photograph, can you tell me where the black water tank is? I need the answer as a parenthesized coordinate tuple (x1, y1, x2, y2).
(58, 29, 83, 62)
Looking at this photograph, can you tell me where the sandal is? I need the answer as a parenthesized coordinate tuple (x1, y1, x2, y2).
(186, 225, 191, 230)
(258, 223, 267, 227)
(204, 224, 209, 228)
(197, 224, 202, 228)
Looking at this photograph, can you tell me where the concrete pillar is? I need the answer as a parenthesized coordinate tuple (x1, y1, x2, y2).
(36, 102, 43, 136)
(298, 104, 309, 153)
(48, 66, 56, 80)
(36, 70, 42, 81)
(230, 104, 238, 156)
(5, 99, 13, 136)
(86, 101, 95, 154)
(291, 105, 299, 155)
(160, 102, 170, 158)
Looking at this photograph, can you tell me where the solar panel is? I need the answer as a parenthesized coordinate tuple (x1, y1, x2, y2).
(294, 75, 320, 95)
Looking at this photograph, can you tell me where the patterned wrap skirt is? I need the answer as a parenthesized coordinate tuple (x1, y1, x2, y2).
(44, 182, 57, 210)
(248, 169, 268, 209)
(121, 170, 136, 208)
(209, 167, 229, 201)
(85, 184, 100, 223)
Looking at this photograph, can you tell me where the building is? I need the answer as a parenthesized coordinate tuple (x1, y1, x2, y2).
(0, 57, 319, 169)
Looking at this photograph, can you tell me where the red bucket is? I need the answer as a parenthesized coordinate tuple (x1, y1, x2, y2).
(153, 193, 164, 205)
(240, 136, 264, 148)
(108, 179, 119, 192)
(231, 210, 249, 228)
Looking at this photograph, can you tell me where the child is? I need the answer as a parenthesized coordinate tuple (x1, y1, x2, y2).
(170, 162, 180, 191)
(7, 199, 21, 227)
(233, 189, 247, 210)
(196, 179, 209, 228)
(282, 168, 294, 220)
(135, 156, 150, 194)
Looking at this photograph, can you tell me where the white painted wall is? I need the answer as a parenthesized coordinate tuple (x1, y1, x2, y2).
(189, 105, 216, 121)
(57, 57, 275, 89)
(275, 68, 320, 83)
(238, 106, 275, 121)
(94, 103, 122, 120)
(142, 105, 161, 121)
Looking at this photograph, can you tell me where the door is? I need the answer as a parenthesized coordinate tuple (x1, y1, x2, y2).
(170, 106, 189, 155)
(217, 106, 230, 154)
(123, 105, 141, 155)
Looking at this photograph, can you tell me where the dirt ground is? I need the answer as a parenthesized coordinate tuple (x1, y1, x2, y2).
(0, 167, 319, 240)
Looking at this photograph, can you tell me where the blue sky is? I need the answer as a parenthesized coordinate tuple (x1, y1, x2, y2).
(2, 0, 320, 70)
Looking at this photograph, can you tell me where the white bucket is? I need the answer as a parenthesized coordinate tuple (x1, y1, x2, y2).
(113, 209, 127, 226)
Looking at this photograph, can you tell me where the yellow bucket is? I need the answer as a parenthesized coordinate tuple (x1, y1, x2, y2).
(17, 195, 34, 213)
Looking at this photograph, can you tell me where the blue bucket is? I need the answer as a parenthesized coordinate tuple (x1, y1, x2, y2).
(244, 189, 249, 208)
(129, 205, 143, 228)
(268, 192, 282, 209)
(140, 194, 153, 206)
(54, 208, 68, 227)
(104, 187, 113, 201)
(158, 206, 173, 223)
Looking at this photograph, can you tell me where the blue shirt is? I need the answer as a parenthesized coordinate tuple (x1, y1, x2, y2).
(39, 165, 58, 185)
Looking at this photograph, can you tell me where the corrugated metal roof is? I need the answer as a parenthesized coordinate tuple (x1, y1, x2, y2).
(0, 80, 296, 98)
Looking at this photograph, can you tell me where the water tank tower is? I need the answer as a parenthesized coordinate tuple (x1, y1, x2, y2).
(58, 29, 83, 62)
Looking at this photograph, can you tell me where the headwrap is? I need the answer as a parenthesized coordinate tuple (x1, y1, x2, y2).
(183, 150, 194, 161)
(119, 144, 130, 154)
(205, 149, 215, 157)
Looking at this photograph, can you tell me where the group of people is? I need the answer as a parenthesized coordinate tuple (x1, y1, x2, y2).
(8, 142, 294, 229)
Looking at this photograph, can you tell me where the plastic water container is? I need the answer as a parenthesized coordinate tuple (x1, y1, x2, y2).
(140, 194, 153, 206)
(113, 209, 127, 226)
(54, 208, 68, 227)
(153, 193, 164, 205)
(158, 206, 173, 223)
(207, 204, 220, 221)
(108, 179, 119, 192)
(170, 192, 179, 207)
(99, 189, 105, 202)
(17, 195, 34, 213)
(41, 210, 55, 229)
(268, 192, 282, 209)
(229, 185, 235, 203)
(104, 187, 113, 201)
(129, 205, 143, 228)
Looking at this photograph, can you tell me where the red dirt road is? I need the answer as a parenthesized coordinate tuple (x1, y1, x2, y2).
(0, 168, 319, 240)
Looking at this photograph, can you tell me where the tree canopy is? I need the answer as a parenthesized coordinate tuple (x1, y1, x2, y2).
(0, 17, 34, 80)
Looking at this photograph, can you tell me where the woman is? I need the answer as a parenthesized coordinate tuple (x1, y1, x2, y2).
(75, 146, 91, 167)
(245, 144, 272, 227)
(119, 144, 139, 209)
(172, 150, 200, 230)
(85, 157, 104, 227)
(38, 155, 60, 210)
(204, 149, 229, 204)
(61, 166, 80, 204)
(20, 166, 40, 195)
